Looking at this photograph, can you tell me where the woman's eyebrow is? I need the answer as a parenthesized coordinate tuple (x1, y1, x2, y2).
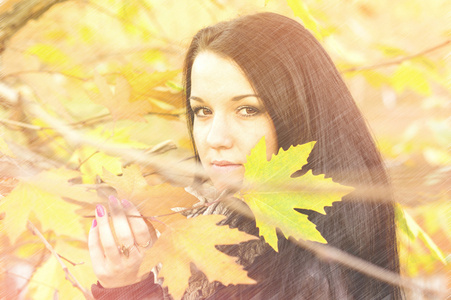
(231, 94, 259, 101)
(189, 94, 259, 102)
(188, 96, 204, 103)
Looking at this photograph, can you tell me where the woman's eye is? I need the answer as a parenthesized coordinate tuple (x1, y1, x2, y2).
(237, 106, 260, 117)
(192, 106, 212, 117)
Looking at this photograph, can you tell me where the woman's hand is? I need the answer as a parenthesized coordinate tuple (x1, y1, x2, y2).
(88, 195, 156, 288)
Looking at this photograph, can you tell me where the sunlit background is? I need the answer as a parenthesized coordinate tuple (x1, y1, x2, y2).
(0, 0, 449, 298)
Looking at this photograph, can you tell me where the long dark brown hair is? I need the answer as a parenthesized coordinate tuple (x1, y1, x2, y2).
(183, 12, 403, 299)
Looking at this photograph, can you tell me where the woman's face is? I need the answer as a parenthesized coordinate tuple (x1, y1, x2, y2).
(190, 51, 278, 191)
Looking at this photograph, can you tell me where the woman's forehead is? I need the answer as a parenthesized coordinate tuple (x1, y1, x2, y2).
(190, 51, 255, 100)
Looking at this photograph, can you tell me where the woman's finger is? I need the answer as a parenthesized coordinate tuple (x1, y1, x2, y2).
(121, 199, 156, 249)
(95, 204, 121, 262)
(108, 196, 135, 253)
(88, 219, 106, 274)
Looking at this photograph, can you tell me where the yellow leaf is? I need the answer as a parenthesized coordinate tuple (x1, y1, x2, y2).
(69, 127, 149, 183)
(77, 149, 123, 184)
(145, 215, 257, 299)
(25, 44, 84, 77)
(395, 205, 446, 264)
(391, 62, 432, 95)
(43, 29, 68, 41)
(0, 136, 14, 157)
(121, 66, 184, 111)
(13, 231, 48, 259)
(0, 168, 99, 243)
(79, 25, 95, 43)
(376, 44, 407, 57)
(286, 0, 324, 40)
(361, 70, 391, 88)
(140, 50, 164, 64)
(242, 138, 352, 251)
(26, 44, 70, 66)
(120, 66, 180, 92)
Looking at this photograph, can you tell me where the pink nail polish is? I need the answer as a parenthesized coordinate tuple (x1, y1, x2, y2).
(92, 219, 97, 228)
(96, 205, 105, 217)
(121, 199, 131, 208)
(109, 195, 118, 205)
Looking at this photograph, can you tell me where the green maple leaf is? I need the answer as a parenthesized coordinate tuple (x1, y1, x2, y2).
(241, 138, 353, 251)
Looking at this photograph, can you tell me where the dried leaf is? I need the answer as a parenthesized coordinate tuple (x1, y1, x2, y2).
(91, 73, 153, 121)
(101, 165, 199, 231)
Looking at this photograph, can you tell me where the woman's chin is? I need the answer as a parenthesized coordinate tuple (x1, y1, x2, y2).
(210, 175, 243, 193)
(206, 165, 244, 192)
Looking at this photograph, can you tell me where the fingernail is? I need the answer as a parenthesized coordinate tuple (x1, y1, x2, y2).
(121, 199, 130, 208)
(109, 195, 118, 206)
(96, 204, 105, 217)
(92, 219, 97, 228)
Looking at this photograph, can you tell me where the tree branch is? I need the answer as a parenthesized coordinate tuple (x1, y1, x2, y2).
(222, 193, 445, 297)
(0, 70, 89, 82)
(24, 98, 203, 186)
(342, 39, 451, 73)
(0, 117, 43, 130)
(26, 221, 94, 300)
(0, 0, 69, 53)
(292, 238, 443, 297)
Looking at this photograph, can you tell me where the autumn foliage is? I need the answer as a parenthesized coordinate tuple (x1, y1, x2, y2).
(0, 0, 449, 299)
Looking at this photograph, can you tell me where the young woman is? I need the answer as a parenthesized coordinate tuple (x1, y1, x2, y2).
(89, 12, 403, 299)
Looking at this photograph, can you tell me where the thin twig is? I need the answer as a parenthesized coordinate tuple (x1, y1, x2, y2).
(27, 221, 94, 300)
(0, 118, 43, 130)
(69, 113, 110, 127)
(0, 112, 181, 132)
(82, 207, 197, 220)
(58, 254, 85, 267)
(75, 150, 100, 170)
(0, 70, 88, 81)
(342, 39, 450, 73)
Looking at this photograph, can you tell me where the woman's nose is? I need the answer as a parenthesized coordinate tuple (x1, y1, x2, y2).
(206, 115, 233, 149)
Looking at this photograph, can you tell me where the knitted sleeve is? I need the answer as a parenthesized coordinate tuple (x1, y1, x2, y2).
(91, 273, 164, 300)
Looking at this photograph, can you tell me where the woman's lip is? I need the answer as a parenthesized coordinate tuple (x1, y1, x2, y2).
(211, 164, 242, 172)
(210, 161, 243, 170)
(211, 160, 242, 166)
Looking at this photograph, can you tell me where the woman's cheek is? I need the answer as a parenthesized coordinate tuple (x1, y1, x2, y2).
(193, 125, 211, 178)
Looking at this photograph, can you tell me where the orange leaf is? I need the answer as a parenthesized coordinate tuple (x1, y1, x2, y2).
(101, 165, 198, 232)
(91, 73, 153, 121)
